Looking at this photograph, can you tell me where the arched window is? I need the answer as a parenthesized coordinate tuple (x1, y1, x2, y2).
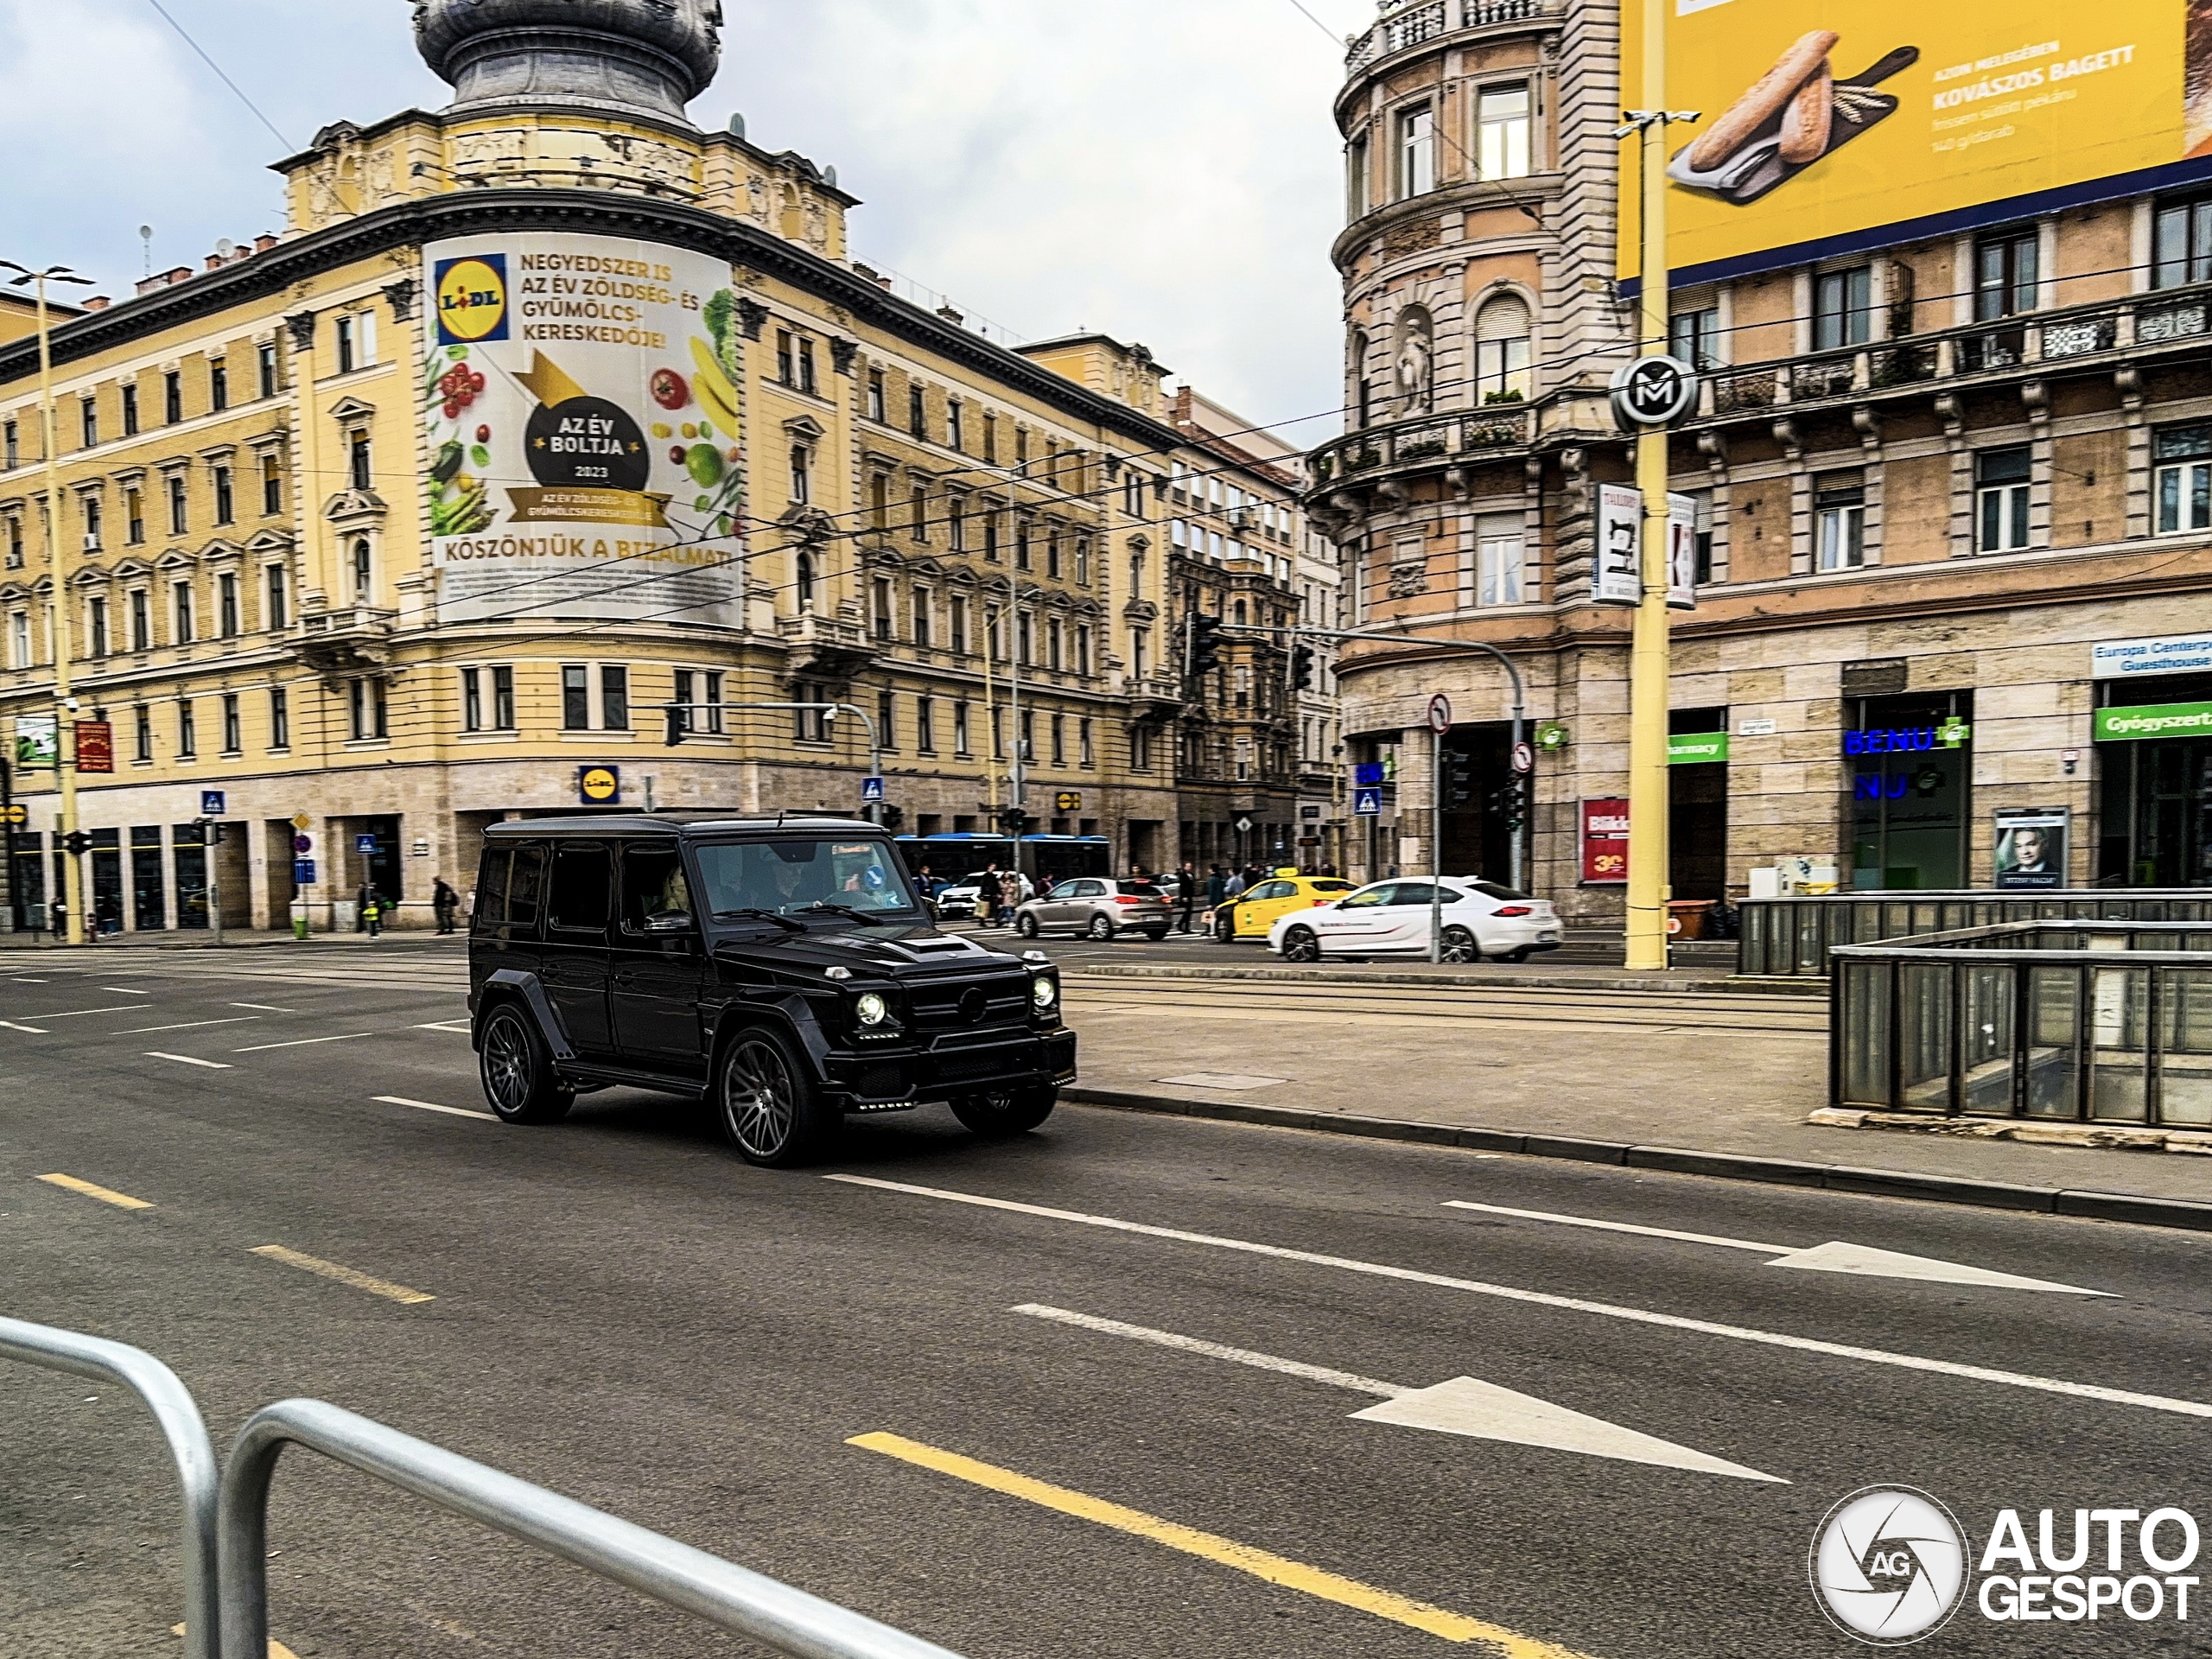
(351, 537, 372, 602)
(795, 550, 817, 613)
(1475, 294, 1533, 403)
(1350, 331, 1372, 429)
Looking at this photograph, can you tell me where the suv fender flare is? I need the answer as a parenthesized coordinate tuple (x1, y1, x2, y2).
(478, 969, 576, 1063)
(706, 994, 833, 1089)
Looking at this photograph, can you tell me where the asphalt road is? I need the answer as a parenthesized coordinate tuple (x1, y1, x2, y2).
(3, 942, 2209, 1659)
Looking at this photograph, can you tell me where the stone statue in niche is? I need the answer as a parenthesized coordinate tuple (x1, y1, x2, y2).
(1394, 304, 1434, 416)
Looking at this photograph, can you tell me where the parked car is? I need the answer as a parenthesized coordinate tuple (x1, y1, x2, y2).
(1266, 877, 1560, 963)
(1211, 872, 1359, 941)
(934, 870, 1034, 920)
(467, 814, 1075, 1167)
(1014, 878, 1173, 941)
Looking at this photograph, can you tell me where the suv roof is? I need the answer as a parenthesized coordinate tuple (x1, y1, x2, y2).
(484, 811, 881, 840)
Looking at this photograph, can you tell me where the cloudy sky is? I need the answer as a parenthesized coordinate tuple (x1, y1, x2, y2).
(0, 0, 1364, 442)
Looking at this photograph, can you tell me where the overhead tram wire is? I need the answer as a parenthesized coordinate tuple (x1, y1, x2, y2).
(144, 0, 296, 153)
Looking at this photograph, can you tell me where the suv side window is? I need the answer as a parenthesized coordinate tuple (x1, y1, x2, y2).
(508, 847, 544, 925)
(547, 843, 611, 933)
(473, 844, 544, 931)
(620, 842, 691, 931)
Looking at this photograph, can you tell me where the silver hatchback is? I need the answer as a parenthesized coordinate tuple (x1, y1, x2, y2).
(1013, 878, 1173, 941)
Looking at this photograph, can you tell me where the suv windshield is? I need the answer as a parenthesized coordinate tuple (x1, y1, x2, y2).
(696, 837, 924, 921)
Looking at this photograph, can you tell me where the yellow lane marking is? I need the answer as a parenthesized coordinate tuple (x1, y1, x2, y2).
(37, 1173, 154, 1211)
(848, 1432, 1598, 1656)
(173, 1622, 298, 1656)
(249, 1245, 434, 1306)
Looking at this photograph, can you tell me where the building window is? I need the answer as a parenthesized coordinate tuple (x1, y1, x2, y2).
(163, 371, 182, 425)
(167, 474, 188, 535)
(1669, 306, 1721, 371)
(1020, 709, 1034, 763)
(878, 690, 897, 750)
(218, 573, 238, 637)
(1975, 231, 2039, 320)
(950, 596, 969, 654)
(79, 397, 98, 449)
(1076, 625, 1091, 676)
(134, 703, 153, 761)
(1017, 610, 1033, 665)
(177, 698, 197, 758)
(983, 512, 1001, 563)
(793, 680, 830, 742)
(910, 484, 928, 543)
(1131, 724, 1153, 772)
(795, 550, 817, 612)
(258, 343, 279, 400)
(1975, 448, 2032, 551)
(348, 431, 372, 492)
(1476, 514, 1525, 607)
(982, 412, 998, 463)
(352, 538, 372, 602)
(912, 587, 932, 646)
(3, 419, 15, 468)
(3, 516, 18, 569)
(335, 312, 375, 372)
(1476, 83, 1531, 179)
(1076, 537, 1090, 586)
(1046, 618, 1064, 671)
(122, 385, 139, 435)
(868, 474, 890, 530)
(1046, 528, 1061, 579)
(873, 576, 894, 640)
(867, 368, 887, 423)
(82, 494, 102, 550)
(1015, 518, 1033, 569)
(1395, 102, 1435, 199)
(88, 595, 109, 658)
(1051, 713, 1066, 766)
(173, 581, 194, 644)
(948, 399, 964, 452)
(672, 668, 724, 735)
(210, 360, 229, 413)
(268, 687, 289, 750)
(562, 664, 590, 730)
(909, 384, 927, 438)
(1474, 294, 1533, 402)
(492, 665, 515, 729)
(2155, 196, 2212, 289)
(1815, 471, 1867, 569)
(462, 667, 484, 732)
(1079, 718, 1094, 767)
(213, 465, 233, 525)
(1131, 626, 1148, 681)
(796, 337, 817, 394)
(954, 700, 971, 755)
(261, 454, 283, 516)
(947, 496, 967, 552)
(125, 489, 143, 544)
(917, 694, 936, 754)
(1814, 268, 1874, 350)
(221, 693, 240, 754)
(790, 444, 810, 504)
(601, 664, 629, 730)
(775, 329, 794, 384)
(8, 609, 27, 668)
(349, 677, 386, 741)
(2153, 423, 2212, 535)
(1346, 133, 1370, 219)
(130, 588, 150, 652)
(265, 565, 288, 630)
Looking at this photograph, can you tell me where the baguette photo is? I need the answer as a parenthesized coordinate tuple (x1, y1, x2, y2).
(1686, 29, 1840, 172)
(1779, 61, 1834, 164)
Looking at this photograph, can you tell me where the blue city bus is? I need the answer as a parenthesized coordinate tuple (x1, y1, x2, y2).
(895, 833, 1112, 893)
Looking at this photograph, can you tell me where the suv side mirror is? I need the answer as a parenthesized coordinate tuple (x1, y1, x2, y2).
(643, 910, 695, 934)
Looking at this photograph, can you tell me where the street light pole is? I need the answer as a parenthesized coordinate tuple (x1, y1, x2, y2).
(3, 262, 93, 945)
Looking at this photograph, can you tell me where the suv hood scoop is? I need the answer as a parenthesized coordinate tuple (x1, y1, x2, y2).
(714, 927, 1021, 978)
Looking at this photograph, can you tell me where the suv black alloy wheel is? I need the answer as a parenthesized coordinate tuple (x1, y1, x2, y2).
(719, 1028, 836, 1167)
(479, 1004, 574, 1124)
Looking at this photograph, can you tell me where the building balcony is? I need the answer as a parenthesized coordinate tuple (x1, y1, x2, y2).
(1306, 404, 1533, 493)
(293, 604, 397, 676)
(1347, 0, 1557, 73)
(777, 610, 880, 679)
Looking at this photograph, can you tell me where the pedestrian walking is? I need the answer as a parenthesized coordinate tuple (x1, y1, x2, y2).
(1205, 864, 1226, 908)
(432, 876, 460, 935)
(976, 863, 1003, 927)
(360, 883, 384, 938)
(48, 894, 67, 943)
(1174, 861, 1198, 934)
(1224, 867, 1249, 900)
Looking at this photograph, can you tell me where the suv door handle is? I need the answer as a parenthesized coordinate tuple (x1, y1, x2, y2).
(612, 971, 637, 987)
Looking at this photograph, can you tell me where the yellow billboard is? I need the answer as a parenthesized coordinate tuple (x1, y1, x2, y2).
(1622, 0, 2198, 283)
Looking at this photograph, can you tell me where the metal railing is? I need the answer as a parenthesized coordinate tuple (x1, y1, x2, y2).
(0, 1316, 220, 1659)
(1831, 921, 2212, 1127)
(1308, 405, 1533, 487)
(1348, 0, 1552, 68)
(1738, 890, 2212, 977)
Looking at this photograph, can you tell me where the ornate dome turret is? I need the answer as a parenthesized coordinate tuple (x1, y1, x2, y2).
(414, 0, 722, 124)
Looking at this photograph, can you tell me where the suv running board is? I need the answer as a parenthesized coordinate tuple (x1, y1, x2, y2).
(556, 1063, 709, 1102)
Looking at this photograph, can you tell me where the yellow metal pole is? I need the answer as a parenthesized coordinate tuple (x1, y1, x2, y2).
(33, 276, 85, 946)
(1624, 0, 1672, 972)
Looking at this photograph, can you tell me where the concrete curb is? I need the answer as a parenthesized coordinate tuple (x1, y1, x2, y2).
(1056, 963, 1827, 998)
(1063, 1086, 2212, 1234)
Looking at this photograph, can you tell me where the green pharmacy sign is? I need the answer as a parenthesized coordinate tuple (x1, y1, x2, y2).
(2094, 701, 2212, 741)
(1668, 732, 1729, 765)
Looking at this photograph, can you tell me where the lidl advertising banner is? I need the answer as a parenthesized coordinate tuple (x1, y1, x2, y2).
(1623, 0, 2195, 281)
(422, 233, 746, 625)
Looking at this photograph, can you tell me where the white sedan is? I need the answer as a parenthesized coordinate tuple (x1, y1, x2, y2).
(1267, 877, 1561, 963)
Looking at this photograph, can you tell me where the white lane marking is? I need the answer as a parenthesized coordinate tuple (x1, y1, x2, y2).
(1443, 1201, 2114, 1296)
(412, 1020, 473, 1033)
(229, 1002, 294, 1013)
(828, 1175, 2212, 1420)
(1351, 1379, 1787, 1483)
(0, 1019, 49, 1034)
(373, 1095, 498, 1122)
(12, 976, 50, 982)
(145, 1052, 232, 1070)
(1012, 1305, 1783, 1482)
(232, 1033, 371, 1053)
(1012, 1304, 1408, 1396)
(42, 1005, 159, 1019)
(116, 1017, 260, 1035)
(100, 987, 153, 995)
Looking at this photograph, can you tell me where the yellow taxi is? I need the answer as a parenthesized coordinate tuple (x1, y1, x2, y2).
(1211, 870, 1359, 941)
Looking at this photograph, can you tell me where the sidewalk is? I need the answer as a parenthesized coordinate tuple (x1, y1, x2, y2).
(1064, 982, 2212, 1216)
(0, 927, 464, 949)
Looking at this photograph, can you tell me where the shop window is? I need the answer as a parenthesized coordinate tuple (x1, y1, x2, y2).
(1975, 447, 2032, 551)
(2154, 423, 2212, 535)
(1815, 471, 1866, 570)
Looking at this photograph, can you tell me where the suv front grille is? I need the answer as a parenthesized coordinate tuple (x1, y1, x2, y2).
(907, 976, 1031, 1031)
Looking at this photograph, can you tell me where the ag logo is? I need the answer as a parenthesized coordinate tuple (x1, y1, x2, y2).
(1608, 353, 1697, 428)
(1810, 1487, 1970, 1646)
(578, 766, 620, 805)
(435, 254, 510, 345)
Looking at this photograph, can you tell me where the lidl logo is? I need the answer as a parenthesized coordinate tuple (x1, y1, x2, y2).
(578, 766, 621, 805)
(435, 254, 509, 345)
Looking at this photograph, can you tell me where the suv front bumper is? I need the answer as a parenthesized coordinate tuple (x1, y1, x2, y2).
(823, 1025, 1077, 1111)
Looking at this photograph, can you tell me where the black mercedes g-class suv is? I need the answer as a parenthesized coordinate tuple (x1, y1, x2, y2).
(467, 813, 1075, 1166)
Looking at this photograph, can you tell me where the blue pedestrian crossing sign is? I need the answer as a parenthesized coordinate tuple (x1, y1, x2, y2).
(861, 776, 887, 803)
(200, 791, 226, 817)
(1352, 786, 1383, 817)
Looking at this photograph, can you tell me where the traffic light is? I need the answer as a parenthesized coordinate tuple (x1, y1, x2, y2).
(1001, 808, 1035, 836)
(1441, 750, 1473, 809)
(1289, 644, 1317, 690)
(63, 830, 91, 856)
(1187, 613, 1225, 678)
(664, 703, 688, 746)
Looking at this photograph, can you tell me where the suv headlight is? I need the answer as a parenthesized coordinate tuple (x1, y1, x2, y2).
(855, 992, 890, 1027)
(1032, 976, 1058, 1011)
